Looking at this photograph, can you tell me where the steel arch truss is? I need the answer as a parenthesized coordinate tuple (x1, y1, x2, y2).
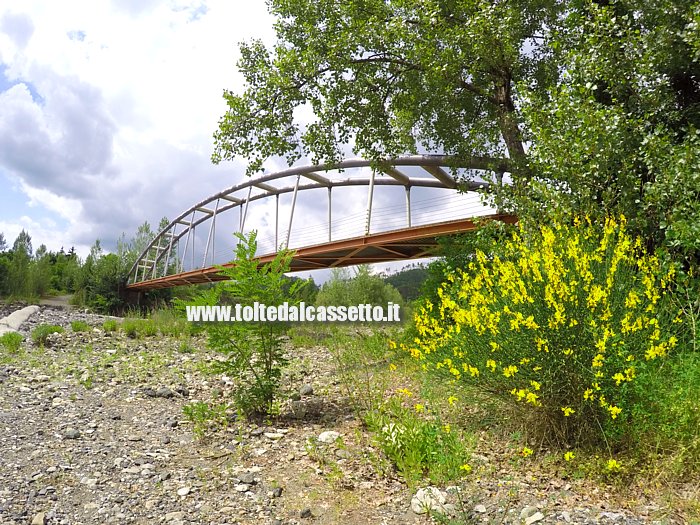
(126, 155, 511, 290)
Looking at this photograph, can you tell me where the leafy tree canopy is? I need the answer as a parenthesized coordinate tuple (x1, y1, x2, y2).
(214, 0, 700, 260)
(213, 0, 563, 177)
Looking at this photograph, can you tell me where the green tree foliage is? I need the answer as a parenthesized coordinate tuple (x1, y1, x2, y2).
(7, 230, 32, 298)
(316, 265, 403, 307)
(213, 0, 563, 179)
(214, 0, 699, 263)
(185, 232, 306, 415)
(384, 266, 429, 302)
(0, 232, 82, 300)
(28, 244, 52, 298)
(77, 240, 130, 314)
(521, 0, 700, 259)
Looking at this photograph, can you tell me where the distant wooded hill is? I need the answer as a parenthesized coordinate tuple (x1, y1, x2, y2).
(383, 267, 428, 302)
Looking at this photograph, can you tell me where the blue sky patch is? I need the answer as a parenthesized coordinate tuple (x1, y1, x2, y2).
(0, 63, 43, 104)
(67, 30, 86, 42)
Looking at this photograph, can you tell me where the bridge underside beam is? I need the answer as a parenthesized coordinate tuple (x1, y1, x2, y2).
(126, 214, 517, 291)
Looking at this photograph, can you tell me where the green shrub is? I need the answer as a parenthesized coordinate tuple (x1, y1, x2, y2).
(178, 340, 195, 353)
(364, 396, 473, 487)
(316, 265, 403, 312)
(71, 320, 90, 332)
(405, 216, 679, 447)
(102, 319, 118, 332)
(150, 308, 186, 337)
(120, 318, 157, 338)
(179, 231, 306, 416)
(31, 324, 64, 346)
(0, 332, 24, 353)
(183, 401, 231, 439)
(121, 318, 140, 338)
(138, 319, 158, 337)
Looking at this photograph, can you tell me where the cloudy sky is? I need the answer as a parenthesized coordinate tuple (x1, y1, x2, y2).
(0, 0, 491, 279)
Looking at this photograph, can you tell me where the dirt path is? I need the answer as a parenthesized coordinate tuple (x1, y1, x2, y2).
(38, 295, 74, 309)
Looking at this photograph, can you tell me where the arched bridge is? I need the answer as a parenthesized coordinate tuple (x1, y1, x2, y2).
(126, 155, 517, 291)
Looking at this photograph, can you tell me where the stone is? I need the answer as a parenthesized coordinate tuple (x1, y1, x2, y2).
(411, 487, 447, 515)
(272, 487, 283, 498)
(174, 385, 189, 397)
(317, 430, 340, 444)
(31, 512, 46, 525)
(176, 486, 190, 497)
(165, 511, 185, 522)
(156, 387, 174, 399)
(234, 483, 250, 492)
(474, 504, 487, 513)
(335, 448, 351, 459)
(300, 507, 312, 518)
(239, 472, 256, 485)
(300, 384, 314, 396)
(520, 506, 539, 520)
(63, 428, 81, 440)
(598, 512, 624, 521)
(525, 511, 545, 525)
(265, 432, 284, 440)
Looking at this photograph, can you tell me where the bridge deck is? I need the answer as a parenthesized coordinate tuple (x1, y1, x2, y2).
(126, 214, 517, 291)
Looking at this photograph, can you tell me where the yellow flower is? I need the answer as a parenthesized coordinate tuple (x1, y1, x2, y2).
(521, 447, 534, 457)
(606, 459, 621, 471)
(448, 395, 458, 405)
(414, 404, 425, 413)
(608, 405, 622, 419)
(503, 365, 518, 378)
(561, 407, 575, 417)
(389, 363, 397, 371)
(443, 424, 451, 433)
(396, 388, 412, 397)
(459, 463, 472, 473)
(525, 392, 540, 405)
(564, 452, 575, 462)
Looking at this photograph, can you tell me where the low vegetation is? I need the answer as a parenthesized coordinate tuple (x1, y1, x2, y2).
(30, 324, 64, 346)
(0, 332, 23, 353)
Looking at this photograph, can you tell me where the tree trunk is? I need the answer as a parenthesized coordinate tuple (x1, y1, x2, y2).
(494, 77, 529, 181)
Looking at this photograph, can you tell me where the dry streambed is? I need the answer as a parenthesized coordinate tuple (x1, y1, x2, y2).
(0, 306, 679, 524)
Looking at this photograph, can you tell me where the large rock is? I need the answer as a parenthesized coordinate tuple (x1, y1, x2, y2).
(0, 305, 40, 336)
(411, 486, 447, 515)
(317, 430, 340, 444)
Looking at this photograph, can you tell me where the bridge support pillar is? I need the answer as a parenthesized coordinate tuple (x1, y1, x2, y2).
(119, 286, 144, 308)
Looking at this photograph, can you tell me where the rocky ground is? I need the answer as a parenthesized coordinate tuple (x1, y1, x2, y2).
(0, 305, 691, 525)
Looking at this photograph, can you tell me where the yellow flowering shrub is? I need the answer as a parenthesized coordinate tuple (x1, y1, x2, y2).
(404, 216, 679, 446)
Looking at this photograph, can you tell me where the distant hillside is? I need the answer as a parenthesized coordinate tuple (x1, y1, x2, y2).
(384, 267, 428, 302)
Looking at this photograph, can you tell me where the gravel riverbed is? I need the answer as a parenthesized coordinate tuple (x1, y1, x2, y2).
(0, 305, 689, 524)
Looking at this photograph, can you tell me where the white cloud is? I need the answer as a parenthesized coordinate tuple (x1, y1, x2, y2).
(0, 0, 494, 274)
(0, 0, 275, 257)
